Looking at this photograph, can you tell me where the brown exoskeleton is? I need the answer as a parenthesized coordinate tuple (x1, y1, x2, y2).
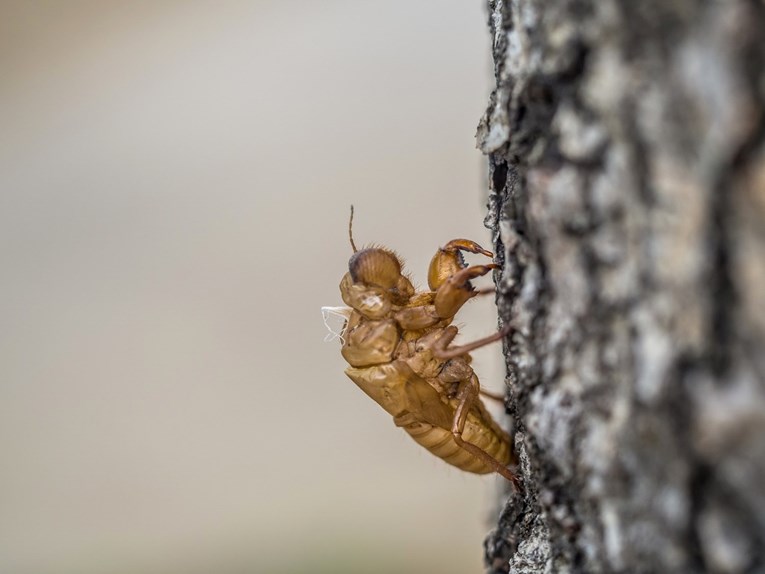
(325, 208, 520, 489)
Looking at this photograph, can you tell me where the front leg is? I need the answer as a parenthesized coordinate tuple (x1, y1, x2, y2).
(428, 239, 493, 291)
(434, 264, 498, 319)
(452, 376, 522, 490)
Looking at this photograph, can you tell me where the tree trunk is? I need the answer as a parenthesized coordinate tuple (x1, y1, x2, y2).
(478, 1, 765, 572)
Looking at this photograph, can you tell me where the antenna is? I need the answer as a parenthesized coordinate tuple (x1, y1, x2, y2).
(349, 205, 358, 253)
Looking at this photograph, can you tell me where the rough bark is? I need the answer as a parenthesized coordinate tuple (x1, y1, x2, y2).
(478, 1, 765, 572)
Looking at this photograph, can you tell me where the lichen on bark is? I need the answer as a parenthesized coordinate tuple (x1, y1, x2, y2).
(478, 1, 765, 572)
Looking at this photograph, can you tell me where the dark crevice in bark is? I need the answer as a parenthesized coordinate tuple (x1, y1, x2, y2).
(622, 99, 656, 208)
(688, 460, 713, 571)
(709, 167, 735, 377)
(492, 161, 509, 197)
(709, 0, 765, 377)
(673, 357, 710, 571)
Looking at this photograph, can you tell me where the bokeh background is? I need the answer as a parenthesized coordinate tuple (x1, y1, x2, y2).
(0, 2, 510, 573)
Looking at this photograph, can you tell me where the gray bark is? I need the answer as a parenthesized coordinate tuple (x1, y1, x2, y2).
(478, 1, 765, 572)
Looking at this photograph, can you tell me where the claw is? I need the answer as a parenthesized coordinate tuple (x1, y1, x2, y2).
(428, 239, 494, 291)
(434, 264, 497, 319)
(442, 239, 493, 258)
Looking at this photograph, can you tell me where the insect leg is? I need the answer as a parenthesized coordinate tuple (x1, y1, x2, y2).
(440, 239, 493, 257)
(432, 323, 512, 361)
(479, 388, 506, 403)
(434, 264, 498, 319)
(452, 376, 521, 490)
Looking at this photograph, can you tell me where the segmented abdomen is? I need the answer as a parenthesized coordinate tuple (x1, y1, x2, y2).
(402, 411, 511, 474)
(344, 362, 513, 475)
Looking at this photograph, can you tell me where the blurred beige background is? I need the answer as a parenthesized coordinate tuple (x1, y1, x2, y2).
(0, 2, 509, 573)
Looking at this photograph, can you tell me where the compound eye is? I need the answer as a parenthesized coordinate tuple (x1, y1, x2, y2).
(349, 248, 402, 289)
(395, 275, 415, 299)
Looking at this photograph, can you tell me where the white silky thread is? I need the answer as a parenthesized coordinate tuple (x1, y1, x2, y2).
(321, 306, 352, 345)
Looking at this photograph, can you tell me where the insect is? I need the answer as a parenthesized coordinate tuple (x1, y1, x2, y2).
(324, 207, 520, 489)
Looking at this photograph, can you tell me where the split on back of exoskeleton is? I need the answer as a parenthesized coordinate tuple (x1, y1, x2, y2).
(331, 206, 520, 490)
